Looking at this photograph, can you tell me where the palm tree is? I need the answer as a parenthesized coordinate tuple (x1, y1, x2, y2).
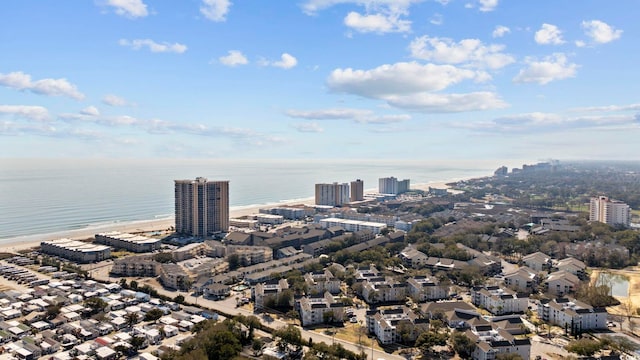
(125, 312, 139, 328)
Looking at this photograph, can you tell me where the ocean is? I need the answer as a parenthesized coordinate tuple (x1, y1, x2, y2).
(0, 158, 510, 240)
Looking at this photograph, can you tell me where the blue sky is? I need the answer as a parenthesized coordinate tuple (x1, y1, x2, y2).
(1, 0, 638, 160)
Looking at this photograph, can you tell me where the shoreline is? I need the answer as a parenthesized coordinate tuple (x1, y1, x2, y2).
(0, 179, 463, 253)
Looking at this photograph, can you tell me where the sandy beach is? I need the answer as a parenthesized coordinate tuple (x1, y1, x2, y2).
(0, 180, 455, 253)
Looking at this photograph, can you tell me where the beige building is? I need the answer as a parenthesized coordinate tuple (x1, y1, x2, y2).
(589, 195, 631, 227)
(407, 276, 449, 302)
(172, 242, 210, 262)
(298, 292, 345, 327)
(315, 182, 349, 206)
(159, 264, 194, 291)
(304, 270, 341, 295)
(254, 279, 290, 312)
(174, 177, 229, 237)
(350, 179, 364, 202)
(95, 232, 161, 253)
(41, 239, 110, 263)
(111, 255, 158, 277)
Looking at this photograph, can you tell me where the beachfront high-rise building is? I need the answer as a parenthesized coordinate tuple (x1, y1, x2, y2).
(174, 177, 229, 237)
(350, 179, 364, 202)
(315, 182, 350, 207)
(379, 177, 411, 195)
(589, 196, 631, 227)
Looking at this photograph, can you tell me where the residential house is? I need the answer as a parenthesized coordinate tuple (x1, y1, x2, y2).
(399, 246, 428, 269)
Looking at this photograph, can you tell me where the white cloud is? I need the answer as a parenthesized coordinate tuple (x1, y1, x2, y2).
(458, 111, 639, 132)
(80, 106, 100, 116)
(292, 122, 324, 133)
(513, 53, 578, 85)
(478, 0, 498, 12)
(328, 62, 484, 98)
(430, 13, 443, 25)
(492, 25, 510, 38)
(575, 40, 586, 48)
(0, 105, 50, 121)
(570, 103, 640, 112)
(344, 11, 411, 33)
(534, 23, 565, 45)
(286, 108, 410, 123)
(0, 71, 84, 100)
(118, 39, 187, 53)
(326, 62, 507, 113)
(102, 94, 129, 106)
(104, 0, 148, 18)
(200, 0, 231, 22)
(262, 53, 298, 69)
(409, 36, 515, 69)
(581, 20, 623, 44)
(384, 92, 507, 112)
(219, 50, 248, 66)
(302, 0, 418, 33)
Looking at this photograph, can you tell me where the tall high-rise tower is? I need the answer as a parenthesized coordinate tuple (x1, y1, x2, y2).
(350, 179, 364, 202)
(589, 196, 630, 227)
(315, 182, 350, 206)
(174, 177, 229, 237)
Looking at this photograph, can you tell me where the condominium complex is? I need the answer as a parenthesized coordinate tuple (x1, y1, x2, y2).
(174, 177, 230, 237)
(41, 239, 111, 263)
(378, 177, 410, 195)
(95, 231, 161, 253)
(315, 182, 350, 206)
(589, 196, 631, 227)
(537, 298, 607, 332)
(350, 179, 364, 202)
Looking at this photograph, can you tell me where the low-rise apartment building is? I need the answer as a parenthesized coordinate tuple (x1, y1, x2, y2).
(466, 327, 531, 360)
(522, 251, 552, 272)
(407, 276, 449, 302)
(298, 292, 345, 327)
(399, 246, 428, 268)
(366, 307, 428, 345)
(471, 286, 528, 315)
(544, 270, 580, 296)
(95, 232, 161, 253)
(362, 277, 407, 304)
(538, 298, 607, 333)
(253, 279, 290, 312)
(304, 270, 341, 295)
(504, 266, 538, 293)
(555, 257, 587, 279)
(172, 243, 209, 262)
(158, 264, 193, 291)
(41, 239, 111, 264)
(110, 255, 158, 277)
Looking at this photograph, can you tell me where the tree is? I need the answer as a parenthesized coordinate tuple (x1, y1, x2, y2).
(273, 324, 303, 353)
(227, 254, 240, 270)
(84, 297, 107, 314)
(252, 338, 264, 356)
(451, 332, 476, 360)
(130, 280, 139, 290)
(125, 312, 139, 327)
(129, 336, 146, 352)
(154, 252, 174, 263)
(144, 308, 164, 322)
(565, 338, 602, 356)
(323, 310, 335, 325)
(45, 304, 61, 320)
(174, 294, 185, 304)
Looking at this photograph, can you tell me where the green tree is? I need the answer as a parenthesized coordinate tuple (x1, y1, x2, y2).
(144, 308, 164, 322)
(565, 338, 602, 356)
(84, 297, 107, 314)
(130, 280, 139, 290)
(252, 338, 264, 356)
(125, 312, 139, 327)
(227, 254, 240, 270)
(45, 304, 61, 320)
(451, 332, 476, 359)
(323, 310, 335, 324)
(154, 252, 174, 263)
(174, 294, 185, 304)
(129, 336, 146, 352)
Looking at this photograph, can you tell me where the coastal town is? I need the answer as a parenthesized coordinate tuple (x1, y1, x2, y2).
(1, 161, 639, 360)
